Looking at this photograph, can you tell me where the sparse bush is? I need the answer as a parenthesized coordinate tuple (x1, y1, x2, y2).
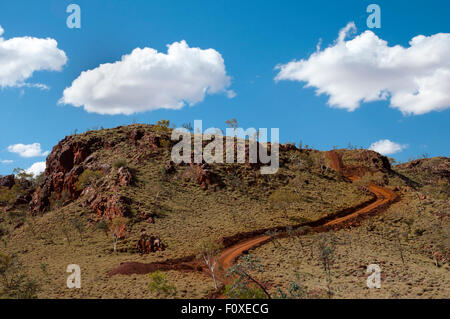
(154, 119, 170, 133)
(148, 271, 177, 297)
(160, 139, 171, 148)
(96, 220, 109, 237)
(0, 252, 40, 299)
(226, 254, 271, 299)
(76, 169, 104, 191)
(224, 280, 266, 299)
(113, 159, 127, 169)
(317, 233, 336, 299)
(70, 217, 86, 243)
(276, 274, 307, 299)
(0, 184, 26, 205)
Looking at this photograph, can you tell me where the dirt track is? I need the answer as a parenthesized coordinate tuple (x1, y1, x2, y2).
(108, 150, 398, 295)
(214, 182, 397, 282)
(214, 151, 397, 285)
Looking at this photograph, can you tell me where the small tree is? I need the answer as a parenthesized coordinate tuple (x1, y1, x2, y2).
(154, 119, 170, 132)
(226, 254, 271, 299)
(196, 238, 223, 289)
(317, 234, 336, 299)
(109, 217, 128, 252)
(276, 273, 307, 299)
(182, 122, 193, 132)
(225, 118, 238, 129)
(13, 168, 33, 181)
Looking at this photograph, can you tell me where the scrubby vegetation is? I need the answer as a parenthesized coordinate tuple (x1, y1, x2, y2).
(0, 123, 448, 298)
(75, 169, 105, 190)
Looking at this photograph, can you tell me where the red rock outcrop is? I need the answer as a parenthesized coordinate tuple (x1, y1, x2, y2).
(117, 167, 133, 186)
(0, 175, 15, 189)
(136, 233, 165, 255)
(29, 136, 102, 214)
(82, 186, 130, 220)
(190, 163, 213, 190)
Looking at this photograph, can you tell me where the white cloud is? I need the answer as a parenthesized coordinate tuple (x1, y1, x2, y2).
(7, 143, 50, 158)
(0, 159, 13, 164)
(60, 40, 234, 115)
(25, 162, 46, 177)
(275, 22, 450, 115)
(0, 25, 67, 88)
(369, 139, 408, 155)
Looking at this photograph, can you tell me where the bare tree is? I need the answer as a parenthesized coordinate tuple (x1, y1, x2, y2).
(196, 238, 223, 289)
(225, 118, 238, 129)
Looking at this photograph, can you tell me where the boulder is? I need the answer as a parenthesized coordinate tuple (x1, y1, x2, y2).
(136, 233, 165, 255)
(117, 167, 133, 186)
(0, 175, 15, 189)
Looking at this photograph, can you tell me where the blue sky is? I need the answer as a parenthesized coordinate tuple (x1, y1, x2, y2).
(0, 0, 449, 175)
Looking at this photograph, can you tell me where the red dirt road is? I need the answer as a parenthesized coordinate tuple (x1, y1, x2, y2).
(109, 150, 398, 291)
(215, 151, 398, 280)
(218, 236, 271, 271)
(323, 182, 396, 227)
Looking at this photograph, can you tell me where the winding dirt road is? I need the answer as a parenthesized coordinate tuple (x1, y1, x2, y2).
(214, 151, 398, 282)
(214, 182, 397, 279)
(109, 150, 398, 295)
(218, 236, 271, 271)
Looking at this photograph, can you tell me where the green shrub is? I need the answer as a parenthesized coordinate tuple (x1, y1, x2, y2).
(0, 185, 25, 205)
(96, 220, 109, 237)
(148, 271, 177, 297)
(76, 169, 104, 190)
(224, 280, 267, 299)
(154, 119, 170, 133)
(0, 252, 40, 299)
(113, 159, 127, 169)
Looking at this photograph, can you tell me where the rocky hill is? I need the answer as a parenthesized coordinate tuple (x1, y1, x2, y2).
(1, 123, 448, 299)
(395, 157, 449, 200)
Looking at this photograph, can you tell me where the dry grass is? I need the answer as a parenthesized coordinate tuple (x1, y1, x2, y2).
(1, 125, 447, 299)
(251, 192, 449, 299)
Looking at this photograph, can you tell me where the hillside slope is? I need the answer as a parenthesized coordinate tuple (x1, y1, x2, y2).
(0, 124, 447, 299)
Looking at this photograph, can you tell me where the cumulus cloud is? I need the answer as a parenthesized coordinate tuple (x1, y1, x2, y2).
(369, 139, 408, 155)
(0, 25, 67, 88)
(25, 162, 46, 177)
(275, 22, 450, 115)
(7, 143, 49, 158)
(60, 40, 235, 115)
